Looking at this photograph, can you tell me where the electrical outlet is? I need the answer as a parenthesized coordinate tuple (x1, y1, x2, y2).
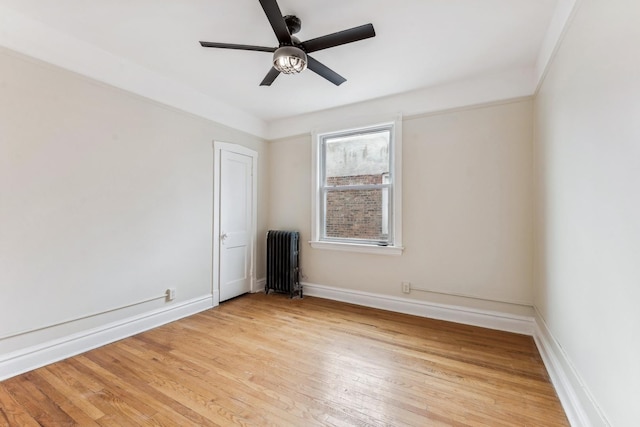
(401, 282, 411, 294)
(167, 288, 176, 301)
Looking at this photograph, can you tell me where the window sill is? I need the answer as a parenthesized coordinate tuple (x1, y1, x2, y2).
(309, 240, 404, 256)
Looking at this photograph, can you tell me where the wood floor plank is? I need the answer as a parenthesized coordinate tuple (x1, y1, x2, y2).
(90, 344, 289, 426)
(0, 294, 569, 426)
(1, 374, 76, 426)
(37, 365, 105, 421)
(117, 340, 325, 425)
(22, 370, 101, 426)
(0, 383, 40, 427)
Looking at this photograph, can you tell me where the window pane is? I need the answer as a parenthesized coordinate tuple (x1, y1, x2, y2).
(324, 130, 390, 186)
(324, 188, 389, 241)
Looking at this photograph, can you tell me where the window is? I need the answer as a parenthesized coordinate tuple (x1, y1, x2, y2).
(311, 118, 403, 255)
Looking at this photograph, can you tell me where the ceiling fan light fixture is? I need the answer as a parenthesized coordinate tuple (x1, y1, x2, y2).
(273, 45, 307, 74)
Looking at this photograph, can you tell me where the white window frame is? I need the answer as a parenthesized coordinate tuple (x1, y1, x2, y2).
(311, 116, 403, 255)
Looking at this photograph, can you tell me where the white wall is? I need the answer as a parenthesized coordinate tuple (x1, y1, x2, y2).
(534, 0, 640, 425)
(0, 48, 268, 362)
(269, 99, 534, 315)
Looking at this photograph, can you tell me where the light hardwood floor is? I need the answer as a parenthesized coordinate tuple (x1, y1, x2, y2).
(0, 293, 569, 426)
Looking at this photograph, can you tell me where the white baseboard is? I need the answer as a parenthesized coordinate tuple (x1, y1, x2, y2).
(0, 295, 213, 381)
(302, 282, 535, 335)
(533, 310, 610, 427)
(253, 277, 266, 293)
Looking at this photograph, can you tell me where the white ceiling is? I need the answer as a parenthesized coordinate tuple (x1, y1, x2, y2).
(0, 0, 569, 138)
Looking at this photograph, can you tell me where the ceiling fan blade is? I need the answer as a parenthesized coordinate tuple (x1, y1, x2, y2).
(258, 0, 292, 45)
(301, 23, 375, 53)
(307, 56, 346, 86)
(260, 67, 281, 86)
(199, 41, 276, 52)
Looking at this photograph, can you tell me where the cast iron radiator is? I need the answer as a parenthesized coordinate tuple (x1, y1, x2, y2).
(265, 230, 302, 298)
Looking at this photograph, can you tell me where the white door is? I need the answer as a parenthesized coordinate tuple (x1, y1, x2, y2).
(216, 144, 256, 302)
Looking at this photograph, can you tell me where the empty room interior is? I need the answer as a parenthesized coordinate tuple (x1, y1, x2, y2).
(0, 0, 638, 426)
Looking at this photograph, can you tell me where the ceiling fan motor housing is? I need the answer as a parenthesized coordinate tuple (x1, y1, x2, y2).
(284, 15, 301, 36)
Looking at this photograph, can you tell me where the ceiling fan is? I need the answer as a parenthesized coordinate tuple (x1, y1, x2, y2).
(199, 0, 376, 86)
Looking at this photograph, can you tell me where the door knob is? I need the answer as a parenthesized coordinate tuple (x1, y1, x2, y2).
(220, 232, 228, 243)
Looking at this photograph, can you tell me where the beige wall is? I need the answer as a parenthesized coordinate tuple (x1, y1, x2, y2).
(534, 0, 640, 425)
(269, 99, 533, 314)
(0, 48, 268, 354)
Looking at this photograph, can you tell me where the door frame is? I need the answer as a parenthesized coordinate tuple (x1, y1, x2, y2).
(212, 141, 258, 306)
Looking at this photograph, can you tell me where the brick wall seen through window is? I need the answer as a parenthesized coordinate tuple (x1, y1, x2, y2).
(325, 174, 387, 240)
